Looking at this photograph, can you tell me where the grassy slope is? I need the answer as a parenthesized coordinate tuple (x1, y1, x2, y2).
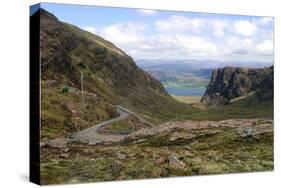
(40, 9, 201, 127)
(172, 95, 201, 104)
(41, 81, 117, 139)
(40, 123, 273, 184)
(188, 95, 273, 121)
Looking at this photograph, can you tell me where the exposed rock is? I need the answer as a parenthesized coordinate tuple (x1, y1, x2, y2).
(169, 131, 195, 141)
(59, 153, 70, 159)
(116, 152, 127, 160)
(190, 140, 199, 145)
(88, 141, 97, 146)
(236, 123, 273, 138)
(169, 155, 186, 169)
(254, 123, 273, 134)
(237, 127, 255, 138)
(201, 66, 273, 107)
(134, 138, 147, 144)
(156, 157, 166, 165)
(63, 148, 69, 153)
(45, 138, 68, 149)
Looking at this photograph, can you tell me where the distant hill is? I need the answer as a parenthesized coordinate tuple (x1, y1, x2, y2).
(201, 66, 273, 107)
(138, 60, 272, 91)
(137, 59, 272, 70)
(142, 68, 212, 88)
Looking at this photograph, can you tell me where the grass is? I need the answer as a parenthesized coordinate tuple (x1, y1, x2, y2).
(41, 81, 117, 139)
(176, 95, 273, 121)
(99, 116, 151, 135)
(39, 11, 274, 185)
(101, 120, 135, 134)
(172, 95, 201, 104)
(40, 123, 273, 184)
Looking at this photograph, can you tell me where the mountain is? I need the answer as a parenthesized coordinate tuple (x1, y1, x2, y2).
(137, 59, 272, 70)
(201, 66, 273, 107)
(38, 8, 197, 138)
(144, 69, 210, 88)
(141, 65, 212, 88)
(138, 60, 272, 90)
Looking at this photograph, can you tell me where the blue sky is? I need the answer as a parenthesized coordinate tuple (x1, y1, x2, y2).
(40, 3, 274, 64)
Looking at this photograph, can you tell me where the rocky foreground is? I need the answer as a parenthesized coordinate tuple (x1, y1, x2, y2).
(40, 118, 273, 184)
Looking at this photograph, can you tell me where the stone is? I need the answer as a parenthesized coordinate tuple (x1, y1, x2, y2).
(45, 138, 68, 149)
(190, 140, 199, 145)
(237, 126, 255, 137)
(88, 141, 97, 146)
(63, 148, 69, 153)
(169, 155, 186, 169)
(116, 152, 127, 160)
(156, 157, 166, 165)
(169, 132, 195, 141)
(59, 153, 70, 159)
(134, 139, 147, 143)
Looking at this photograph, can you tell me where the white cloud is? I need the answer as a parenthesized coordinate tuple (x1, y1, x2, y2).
(234, 20, 257, 36)
(155, 16, 230, 38)
(84, 26, 97, 34)
(176, 35, 218, 55)
(136, 9, 158, 16)
(91, 15, 273, 62)
(257, 40, 273, 53)
(224, 36, 255, 55)
(258, 17, 273, 25)
(212, 20, 228, 36)
(101, 22, 146, 45)
(155, 15, 205, 34)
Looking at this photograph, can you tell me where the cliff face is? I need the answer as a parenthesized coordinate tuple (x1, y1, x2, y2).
(201, 66, 273, 107)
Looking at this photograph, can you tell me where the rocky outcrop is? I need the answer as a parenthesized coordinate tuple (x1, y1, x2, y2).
(201, 66, 273, 107)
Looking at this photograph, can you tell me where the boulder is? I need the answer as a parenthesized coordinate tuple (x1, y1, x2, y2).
(169, 155, 186, 169)
(156, 157, 166, 165)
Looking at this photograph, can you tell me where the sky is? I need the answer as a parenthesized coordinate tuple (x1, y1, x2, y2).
(40, 3, 274, 64)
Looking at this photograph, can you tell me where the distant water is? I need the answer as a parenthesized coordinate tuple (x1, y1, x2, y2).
(165, 86, 206, 96)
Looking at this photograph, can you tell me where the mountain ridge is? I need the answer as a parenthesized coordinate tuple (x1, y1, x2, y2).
(201, 66, 273, 107)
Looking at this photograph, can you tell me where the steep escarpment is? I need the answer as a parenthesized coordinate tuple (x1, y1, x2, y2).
(38, 8, 196, 132)
(201, 66, 273, 107)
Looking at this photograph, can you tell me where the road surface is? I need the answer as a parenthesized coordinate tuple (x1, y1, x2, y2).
(70, 106, 133, 143)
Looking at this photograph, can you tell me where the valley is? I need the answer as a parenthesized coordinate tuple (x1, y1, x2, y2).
(35, 8, 274, 185)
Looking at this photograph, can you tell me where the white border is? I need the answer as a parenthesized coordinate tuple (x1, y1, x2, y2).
(0, 0, 280, 188)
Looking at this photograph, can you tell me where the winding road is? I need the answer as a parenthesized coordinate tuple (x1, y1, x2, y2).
(70, 105, 154, 143)
(70, 106, 130, 143)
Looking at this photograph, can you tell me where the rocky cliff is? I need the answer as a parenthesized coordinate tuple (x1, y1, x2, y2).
(201, 66, 273, 107)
